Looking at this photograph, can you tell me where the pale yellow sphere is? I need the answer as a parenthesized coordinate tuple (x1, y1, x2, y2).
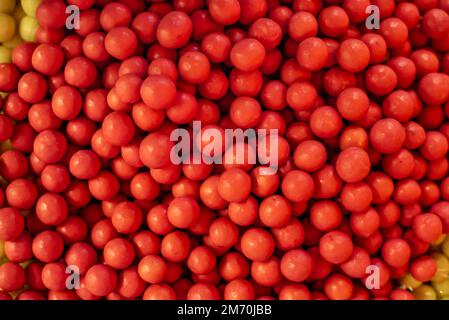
(431, 252, 449, 282)
(432, 279, 449, 298)
(400, 273, 422, 290)
(21, 0, 42, 18)
(0, 46, 12, 63)
(0, 0, 16, 14)
(19, 16, 38, 42)
(414, 285, 438, 300)
(0, 13, 16, 42)
(3, 33, 24, 49)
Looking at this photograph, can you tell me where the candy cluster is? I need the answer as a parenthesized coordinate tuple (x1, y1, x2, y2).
(1, 0, 449, 300)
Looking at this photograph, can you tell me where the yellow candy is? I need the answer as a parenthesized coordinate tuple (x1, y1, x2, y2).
(442, 236, 449, 258)
(0, 13, 16, 42)
(13, 3, 26, 21)
(414, 285, 438, 300)
(431, 252, 449, 282)
(0, 46, 12, 63)
(0, 0, 16, 14)
(3, 33, 24, 49)
(432, 279, 449, 298)
(21, 0, 42, 18)
(19, 16, 38, 42)
(400, 273, 422, 290)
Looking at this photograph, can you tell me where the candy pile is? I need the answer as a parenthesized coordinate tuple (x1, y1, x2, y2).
(0, 0, 42, 65)
(1, 0, 449, 300)
(398, 234, 449, 300)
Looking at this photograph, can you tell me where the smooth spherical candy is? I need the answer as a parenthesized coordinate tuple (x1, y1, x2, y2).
(410, 256, 438, 282)
(218, 168, 251, 203)
(413, 213, 443, 243)
(161, 231, 191, 262)
(51, 86, 82, 120)
(41, 165, 70, 192)
(69, 150, 101, 180)
(340, 247, 371, 279)
(0, 262, 26, 292)
(293, 140, 326, 172)
(380, 17, 409, 48)
(259, 195, 292, 228)
(288, 11, 318, 42)
(139, 131, 174, 169)
(382, 239, 411, 268)
(319, 230, 354, 264)
(229, 96, 261, 128)
(281, 170, 314, 203)
(6, 178, 38, 210)
(370, 118, 406, 154)
(31, 44, 64, 76)
(418, 73, 449, 106)
(140, 75, 177, 110)
(167, 197, 200, 229)
(32, 230, 64, 263)
(105, 27, 138, 60)
(336, 147, 371, 183)
(230, 38, 266, 72)
(324, 273, 354, 300)
(103, 238, 135, 270)
(318, 6, 349, 37)
(240, 228, 275, 262)
(35, 0, 66, 29)
(178, 51, 210, 84)
(287, 81, 317, 111)
(33, 130, 67, 164)
(111, 202, 143, 234)
(64, 242, 97, 275)
(157, 11, 192, 49)
(102, 112, 135, 147)
(64, 57, 97, 88)
(296, 37, 328, 71)
(309, 106, 343, 138)
(365, 65, 398, 96)
(85, 264, 117, 297)
(99, 2, 132, 31)
(336, 39, 370, 73)
(0, 207, 24, 241)
(35, 193, 68, 226)
(337, 88, 369, 121)
(310, 201, 343, 232)
(187, 246, 216, 275)
(280, 249, 313, 282)
(17, 71, 47, 103)
(341, 181, 373, 213)
(208, 0, 240, 25)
